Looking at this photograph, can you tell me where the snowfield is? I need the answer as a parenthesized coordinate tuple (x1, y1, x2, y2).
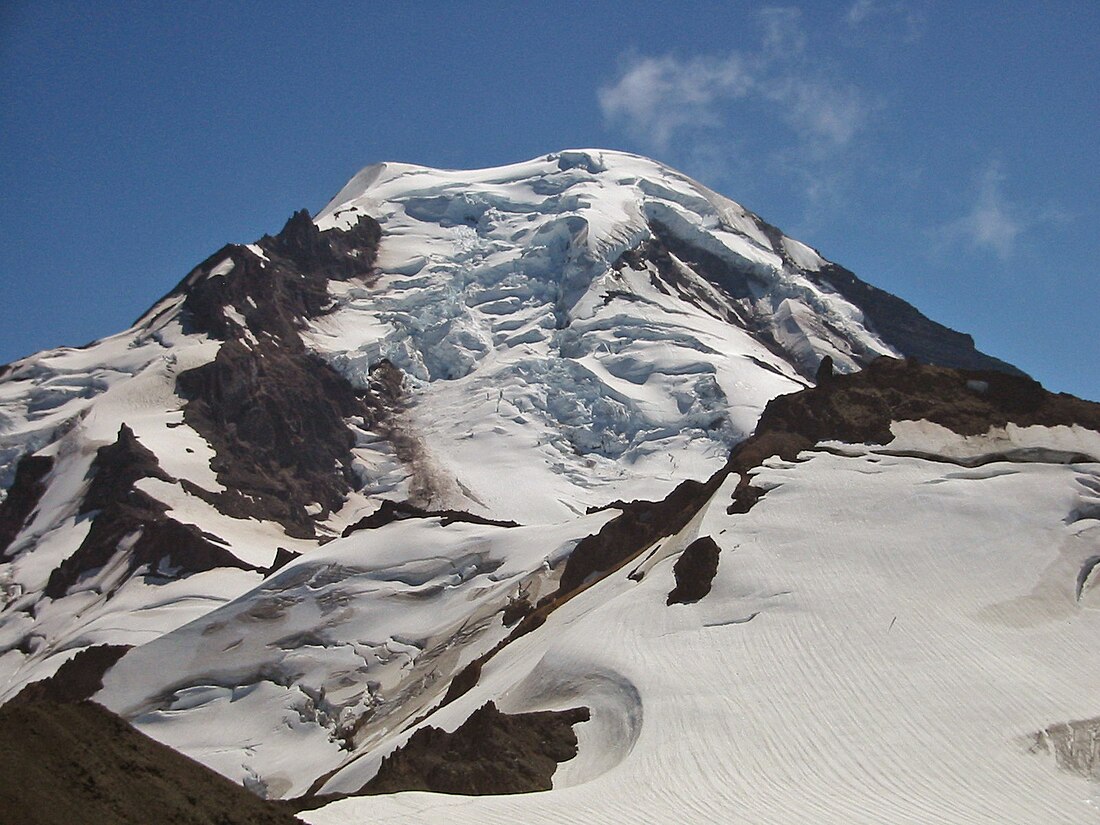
(302, 432, 1100, 824)
(0, 149, 1096, 822)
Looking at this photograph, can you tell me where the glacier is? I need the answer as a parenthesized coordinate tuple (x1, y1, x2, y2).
(0, 149, 1096, 823)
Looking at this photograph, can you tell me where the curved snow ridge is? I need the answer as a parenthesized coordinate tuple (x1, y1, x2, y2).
(496, 658, 644, 788)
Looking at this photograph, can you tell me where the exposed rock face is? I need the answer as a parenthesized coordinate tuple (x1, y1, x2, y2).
(176, 341, 373, 537)
(0, 454, 52, 557)
(45, 425, 256, 600)
(667, 536, 721, 605)
(359, 701, 590, 796)
(14, 644, 130, 704)
(341, 499, 520, 536)
(172, 212, 389, 537)
(0, 697, 303, 825)
(616, 225, 804, 374)
(719, 356, 1100, 514)
(77, 423, 171, 516)
(749, 355, 1100, 454)
(559, 475, 725, 596)
(175, 210, 381, 342)
(746, 213, 1025, 377)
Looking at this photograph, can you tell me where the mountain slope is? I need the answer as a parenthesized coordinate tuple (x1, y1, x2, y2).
(97, 359, 1100, 824)
(2, 149, 1095, 822)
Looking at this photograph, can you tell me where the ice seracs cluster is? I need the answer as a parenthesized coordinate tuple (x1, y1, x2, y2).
(305, 149, 900, 521)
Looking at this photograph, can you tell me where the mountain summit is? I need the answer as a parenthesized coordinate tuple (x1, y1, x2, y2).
(1, 150, 1098, 823)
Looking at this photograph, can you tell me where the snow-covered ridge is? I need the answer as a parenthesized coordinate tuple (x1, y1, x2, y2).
(303, 149, 904, 521)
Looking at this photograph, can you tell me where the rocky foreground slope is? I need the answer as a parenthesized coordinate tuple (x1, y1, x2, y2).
(1, 150, 1097, 823)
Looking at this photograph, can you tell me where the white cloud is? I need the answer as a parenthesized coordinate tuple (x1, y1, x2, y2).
(959, 162, 1023, 257)
(844, 0, 925, 41)
(941, 160, 1063, 260)
(597, 7, 877, 227)
(598, 10, 867, 155)
(597, 53, 753, 151)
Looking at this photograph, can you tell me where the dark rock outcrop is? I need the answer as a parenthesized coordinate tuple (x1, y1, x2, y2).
(667, 536, 721, 605)
(45, 425, 256, 600)
(0, 454, 52, 558)
(647, 219, 766, 304)
(616, 225, 764, 337)
(722, 356, 1100, 513)
(360, 701, 589, 796)
(7, 619, 295, 823)
(266, 548, 302, 576)
(77, 424, 170, 516)
(341, 499, 520, 537)
(440, 658, 484, 706)
(172, 210, 381, 342)
(176, 340, 372, 537)
(559, 474, 725, 596)
(749, 356, 1100, 452)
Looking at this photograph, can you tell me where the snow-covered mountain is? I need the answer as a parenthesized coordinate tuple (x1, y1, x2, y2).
(1, 150, 1097, 823)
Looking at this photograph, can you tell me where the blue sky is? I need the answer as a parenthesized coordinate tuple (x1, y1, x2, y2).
(2, 2, 1097, 399)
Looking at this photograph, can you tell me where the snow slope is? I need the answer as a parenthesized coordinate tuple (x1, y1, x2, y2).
(301, 425, 1100, 824)
(0, 149, 915, 701)
(3, 149, 1092, 821)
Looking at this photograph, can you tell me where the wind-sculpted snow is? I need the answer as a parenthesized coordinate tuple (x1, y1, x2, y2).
(303, 429, 1100, 825)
